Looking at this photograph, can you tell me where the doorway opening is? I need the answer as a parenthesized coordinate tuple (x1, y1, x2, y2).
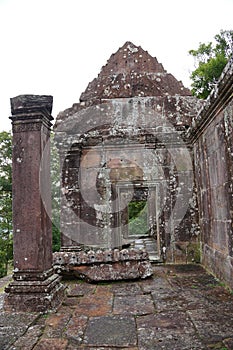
(117, 183, 161, 261)
(128, 199, 148, 237)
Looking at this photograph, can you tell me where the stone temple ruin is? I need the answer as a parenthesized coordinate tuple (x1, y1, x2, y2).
(4, 42, 233, 311)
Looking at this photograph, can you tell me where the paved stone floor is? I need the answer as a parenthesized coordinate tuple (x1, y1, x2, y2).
(1, 264, 233, 349)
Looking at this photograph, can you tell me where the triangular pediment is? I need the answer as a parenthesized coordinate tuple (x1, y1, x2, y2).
(80, 41, 191, 102)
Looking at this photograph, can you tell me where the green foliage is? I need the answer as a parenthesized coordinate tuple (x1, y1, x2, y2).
(0, 131, 13, 277)
(128, 200, 146, 220)
(189, 30, 233, 99)
(128, 200, 148, 235)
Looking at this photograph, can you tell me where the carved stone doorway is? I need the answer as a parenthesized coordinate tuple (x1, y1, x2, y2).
(116, 182, 161, 261)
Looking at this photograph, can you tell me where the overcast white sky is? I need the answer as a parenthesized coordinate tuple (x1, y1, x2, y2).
(0, 0, 233, 131)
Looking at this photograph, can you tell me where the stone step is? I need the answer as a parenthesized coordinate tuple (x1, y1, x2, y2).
(132, 237, 160, 261)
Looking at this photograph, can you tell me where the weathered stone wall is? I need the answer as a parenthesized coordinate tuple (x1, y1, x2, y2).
(190, 58, 233, 288)
(55, 97, 200, 263)
(55, 42, 203, 265)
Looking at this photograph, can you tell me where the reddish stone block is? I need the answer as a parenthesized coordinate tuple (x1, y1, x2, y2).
(44, 312, 71, 338)
(74, 288, 113, 317)
(65, 315, 88, 343)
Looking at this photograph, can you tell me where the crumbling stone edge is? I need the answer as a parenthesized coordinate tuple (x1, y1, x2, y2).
(53, 248, 153, 282)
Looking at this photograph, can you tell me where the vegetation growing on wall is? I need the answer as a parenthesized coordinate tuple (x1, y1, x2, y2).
(189, 30, 233, 99)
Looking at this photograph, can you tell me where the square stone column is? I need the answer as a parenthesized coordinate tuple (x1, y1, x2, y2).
(4, 95, 65, 312)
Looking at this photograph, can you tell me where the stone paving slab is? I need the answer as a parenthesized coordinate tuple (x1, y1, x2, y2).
(67, 347, 138, 350)
(109, 281, 143, 295)
(33, 338, 69, 350)
(188, 306, 233, 345)
(113, 294, 155, 315)
(83, 316, 137, 347)
(136, 312, 205, 350)
(74, 288, 113, 317)
(152, 287, 213, 312)
(9, 325, 44, 350)
(1, 264, 233, 349)
(65, 315, 88, 344)
(140, 275, 172, 293)
(43, 312, 72, 338)
(66, 282, 96, 297)
(0, 312, 39, 350)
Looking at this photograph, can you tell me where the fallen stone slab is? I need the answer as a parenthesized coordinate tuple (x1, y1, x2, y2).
(53, 248, 153, 282)
(70, 260, 153, 282)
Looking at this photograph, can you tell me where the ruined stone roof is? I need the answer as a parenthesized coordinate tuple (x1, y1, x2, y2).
(80, 41, 191, 103)
(56, 42, 197, 127)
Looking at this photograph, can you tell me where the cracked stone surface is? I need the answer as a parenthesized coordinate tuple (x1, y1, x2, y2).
(84, 316, 137, 347)
(0, 312, 39, 349)
(136, 312, 204, 350)
(1, 264, 233, 349)
(113, 294, 154, 315)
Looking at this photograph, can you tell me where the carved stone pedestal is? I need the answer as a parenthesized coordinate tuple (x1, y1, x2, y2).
(4, 269, 65, 312)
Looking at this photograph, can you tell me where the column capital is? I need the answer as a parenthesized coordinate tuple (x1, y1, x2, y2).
(10, 94, 54, 132)
(10, 94, 53, 116)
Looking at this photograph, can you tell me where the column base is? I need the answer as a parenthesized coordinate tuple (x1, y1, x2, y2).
(4, 271, 65, 312)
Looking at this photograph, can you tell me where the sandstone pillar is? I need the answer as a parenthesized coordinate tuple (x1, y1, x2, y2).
(4, 95, 64, 312)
